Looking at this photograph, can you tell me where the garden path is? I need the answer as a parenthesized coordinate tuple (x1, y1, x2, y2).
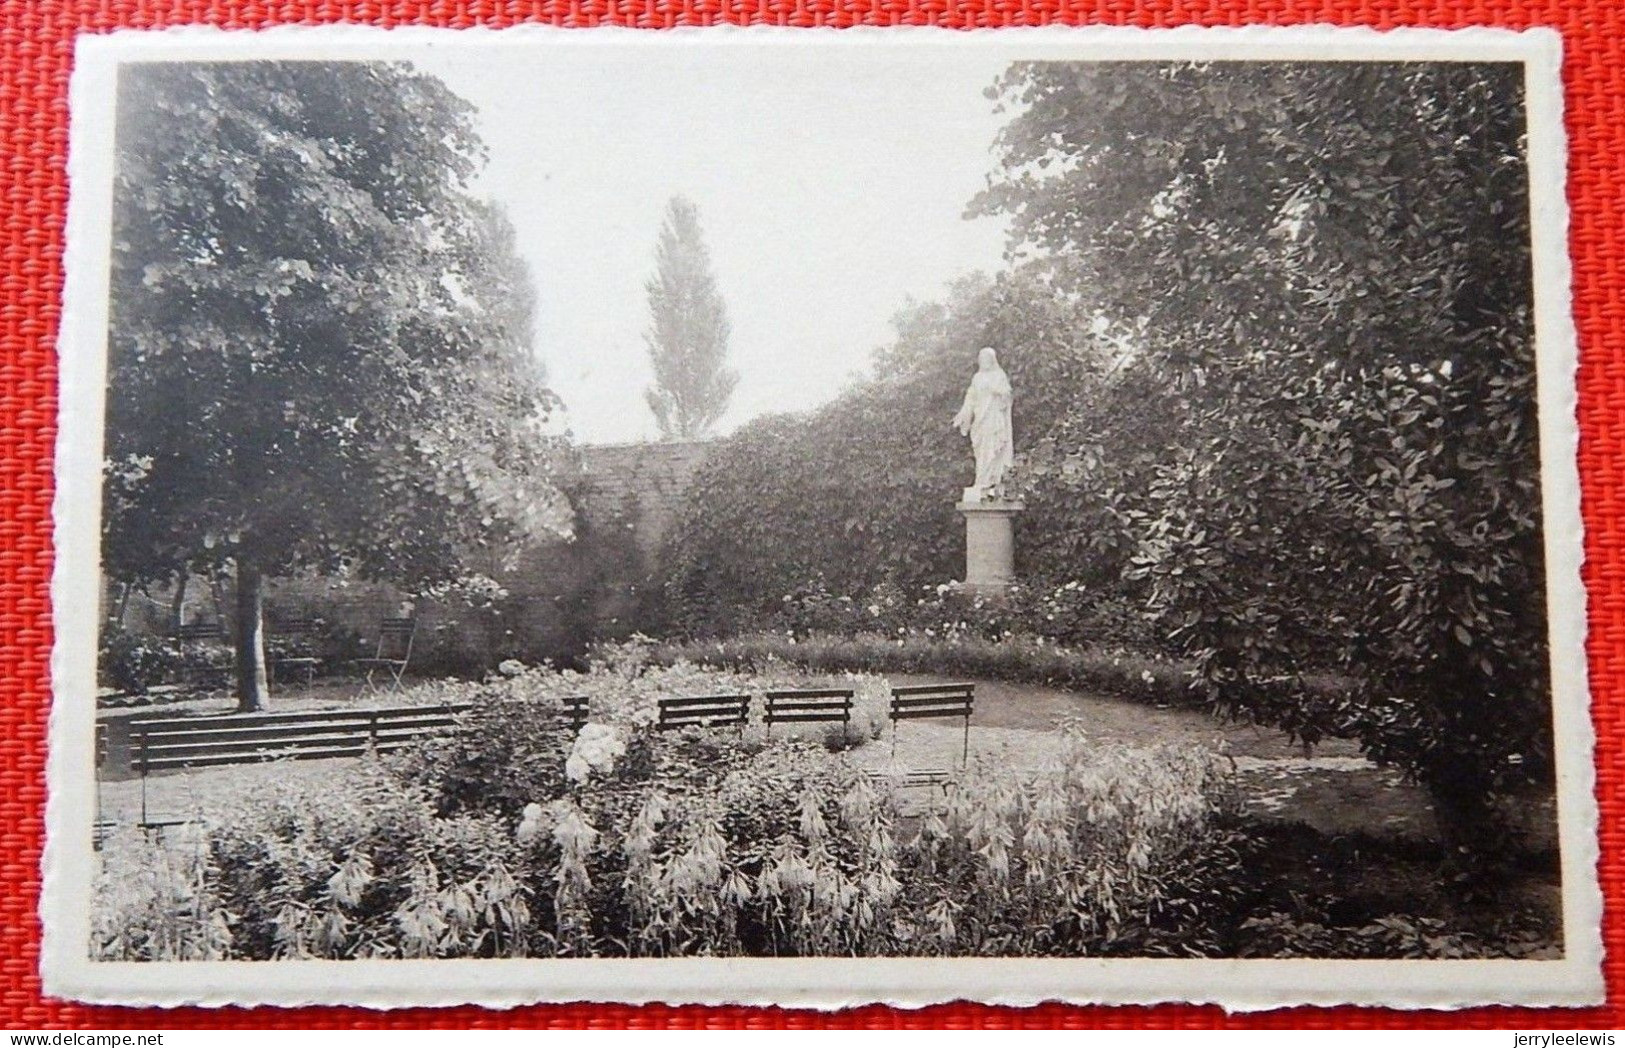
(863, 674, 1447, 842)
(95, 672, 1463, 847)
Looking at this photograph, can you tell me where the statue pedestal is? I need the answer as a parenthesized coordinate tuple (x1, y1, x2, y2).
(957, 499, 1024, 598)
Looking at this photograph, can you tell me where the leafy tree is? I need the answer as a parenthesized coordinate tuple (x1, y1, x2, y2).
(662, 270, 1101, 632)
(104, 62, 572, 711)
(974, 61, 1547, 842)
(642, 197, 738, 439)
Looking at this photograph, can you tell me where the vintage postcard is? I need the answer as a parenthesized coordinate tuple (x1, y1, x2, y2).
(44, 24, 1600, 1010)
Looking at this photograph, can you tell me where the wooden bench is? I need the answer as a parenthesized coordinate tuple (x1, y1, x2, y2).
(170, 620, 230, 690)
(889, 682, 975, 768)
(128, 702, 475, 775)
(656, 693, 750, 734)
(125, 702, 474, 828)
(559, 693, 589, 732)
(763, 687, 853, 740)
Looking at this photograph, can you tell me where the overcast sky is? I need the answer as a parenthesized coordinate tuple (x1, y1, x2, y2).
(418, 44, 1013, 445)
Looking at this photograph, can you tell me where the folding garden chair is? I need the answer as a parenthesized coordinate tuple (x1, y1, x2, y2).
(357, 616, 416, 695)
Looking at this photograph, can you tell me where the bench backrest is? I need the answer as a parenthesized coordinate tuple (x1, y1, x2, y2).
(172, 621, 225, 642)
(763, 688, 853, 730)
(656, 693, 750, 732)
(271, 616, 322, 636)
(560, 694, 589, 732)
(889, 682, 975, 766)
(888, 682, 974, 722)
(129, 702, 473, 774)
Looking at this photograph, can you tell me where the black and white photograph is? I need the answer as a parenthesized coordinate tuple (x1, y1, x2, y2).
(44, 27, 1599, 1009)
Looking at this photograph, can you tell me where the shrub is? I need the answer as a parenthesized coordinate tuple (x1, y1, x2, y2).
(99, 628, 183, 695)
(94, 725, 1253, 960)
(644, 631, 1201, 710)
(97, 626, 230, 695)
(390, 698, 580, 821)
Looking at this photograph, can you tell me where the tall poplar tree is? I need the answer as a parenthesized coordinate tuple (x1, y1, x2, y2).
(642, 197, 738, 439)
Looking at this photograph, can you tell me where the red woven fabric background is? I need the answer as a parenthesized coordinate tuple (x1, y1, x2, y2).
(1, 0, 1619, 1031)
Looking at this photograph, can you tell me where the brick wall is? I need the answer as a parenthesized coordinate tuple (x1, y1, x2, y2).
(575, 439, 713, 560)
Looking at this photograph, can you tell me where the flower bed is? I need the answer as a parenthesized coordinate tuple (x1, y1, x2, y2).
(92, 657, 1549, 961)
(92, 709, 1245, 960)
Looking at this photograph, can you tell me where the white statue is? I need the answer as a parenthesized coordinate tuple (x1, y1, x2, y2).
(953, 346, 1014, 502)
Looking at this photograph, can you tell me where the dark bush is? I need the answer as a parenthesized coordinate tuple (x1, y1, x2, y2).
(389, 696, 577, 820)
(660, 271, 1105, 636)
(98, 625, 230, 695)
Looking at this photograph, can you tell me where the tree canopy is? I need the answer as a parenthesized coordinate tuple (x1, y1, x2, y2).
(974, 60, 1547, 822)
(663, 60, 1549, 841)
(104, 61, 572, 708)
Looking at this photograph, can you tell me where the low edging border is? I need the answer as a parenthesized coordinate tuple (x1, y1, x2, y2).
(645, 630, 1207, 710)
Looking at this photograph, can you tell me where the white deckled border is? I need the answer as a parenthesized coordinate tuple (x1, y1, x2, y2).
(43, 23, 1600, 1011)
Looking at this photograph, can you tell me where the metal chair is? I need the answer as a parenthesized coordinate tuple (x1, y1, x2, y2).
(356, 617, 416, 695)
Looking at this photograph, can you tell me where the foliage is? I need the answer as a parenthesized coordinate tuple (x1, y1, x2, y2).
(95, 723, 1251, 959)
(1225, 823, 1562, 960)
(92, 827, 233, 961)
(771, 575, 1166, 653)
(643, 196, 738, 439)
(970, 61, 1550, 831)
(94, 771, 534, 961)
(1233, 911, 1548, 960)
(104, 62, 572, 709)
(97, 628, 205, 695)
(645, 631, 1196, 711)
(660, 270, 1102, 634)
(389, 694, 580, 821)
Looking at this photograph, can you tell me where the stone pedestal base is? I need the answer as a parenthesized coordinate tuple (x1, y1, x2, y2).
(957, 499, 1024, 598)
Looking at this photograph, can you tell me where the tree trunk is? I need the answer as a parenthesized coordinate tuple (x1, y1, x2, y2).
(168, 574, 188, 630)
(113, 581, 132, 629)
(235, 561, 270, 712)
